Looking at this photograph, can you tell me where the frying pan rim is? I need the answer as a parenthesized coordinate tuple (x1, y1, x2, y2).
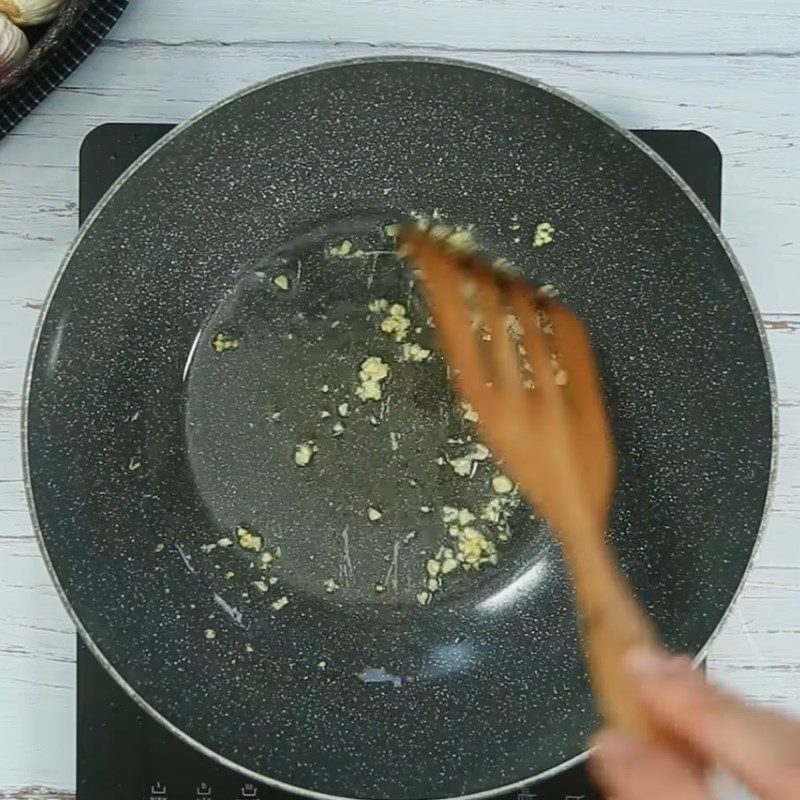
(21, 55, 779, 800)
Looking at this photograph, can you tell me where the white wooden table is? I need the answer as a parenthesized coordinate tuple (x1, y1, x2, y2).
(1, 2, 799, 797)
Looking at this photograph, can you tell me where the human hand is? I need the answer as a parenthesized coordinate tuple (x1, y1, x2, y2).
(590, 647, 800, 799)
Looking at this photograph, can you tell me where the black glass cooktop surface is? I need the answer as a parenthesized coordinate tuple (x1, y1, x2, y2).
(76, 122, 721, 800)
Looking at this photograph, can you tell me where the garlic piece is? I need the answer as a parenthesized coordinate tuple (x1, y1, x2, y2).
(456, 508, 475, 527)
(400, 342, 431, 362)
(294, 441, 316, 466)
(368, 298, 389, 313)
(328, 239, 353, 257)
(0, 0, 63, 26)
(481, 497, 504, 524)
(236, 526, 262, 552)
(471, 443, 490, 461)
(533, 222, 555, 248)
(0, 12, 28, 75)
(448, 456, 473, 477)
(272, 274, 290, 290)
(379, 303, 411, 342)
(356, 356, 389, 402)
(271, 596, 290, 611)
(461, 401, 479, 423)
(441, 557, 459, 575)
(491, 474, 514, 495)
(426, 558, 441, 578)
(367, 506, 383, 522)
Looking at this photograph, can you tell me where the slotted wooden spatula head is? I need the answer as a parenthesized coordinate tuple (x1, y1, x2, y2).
(397, 224, 660, 739)
(397, 224, 615, 539)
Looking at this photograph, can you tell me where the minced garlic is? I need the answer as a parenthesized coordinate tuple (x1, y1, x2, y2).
(461, 402, 479, 423)
(441, 557, 459, 574)
(481, 497, 504, 524)
(273, 274, 290, 290)
(328, 240, 353, 257)
(492, 474, 514, 495)
(456, 508, 475, 526)
(294, 442, 316, 466)
(448, 456, 473, 477)
(533, 222, 555, 247)
(368, 298, 389, 313)
(454, 526, 497, 570)
(211, 332, 239, 353)
(236, 526, 262, 552)
(471, 444, 490, 461)
(415, 590, 431, 605)
(400, 342, 431, 362)
(448, 442, 491, 477)
(379, 303, 411, 342)
(356, 356, 390, 402)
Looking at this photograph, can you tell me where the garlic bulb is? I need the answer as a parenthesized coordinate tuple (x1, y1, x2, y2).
(0, 0, 64, 26)
(0, 12, 28, 77)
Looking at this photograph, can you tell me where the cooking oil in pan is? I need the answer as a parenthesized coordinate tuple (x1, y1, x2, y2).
(181, 216, 553, 615)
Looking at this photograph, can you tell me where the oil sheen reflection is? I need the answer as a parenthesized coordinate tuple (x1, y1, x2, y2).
(478, 556, 549, 612)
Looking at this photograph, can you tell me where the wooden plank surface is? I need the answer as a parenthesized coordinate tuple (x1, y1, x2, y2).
(112, 0, 800, 54)
(1, 3, 799, 797)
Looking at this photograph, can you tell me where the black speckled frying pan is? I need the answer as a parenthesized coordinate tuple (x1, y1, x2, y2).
(24, 58, 774, 800)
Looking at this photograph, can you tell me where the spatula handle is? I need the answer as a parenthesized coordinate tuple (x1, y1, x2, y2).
(567, 539, 659, 738)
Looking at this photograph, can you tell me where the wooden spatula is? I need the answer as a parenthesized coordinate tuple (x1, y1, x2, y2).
(398, 224, 659, 739)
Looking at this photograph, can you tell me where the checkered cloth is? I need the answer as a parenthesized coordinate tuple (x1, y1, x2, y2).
(0, 0, 129, 139)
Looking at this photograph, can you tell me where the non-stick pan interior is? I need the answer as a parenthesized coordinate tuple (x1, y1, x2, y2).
(26, 58, 773, 799)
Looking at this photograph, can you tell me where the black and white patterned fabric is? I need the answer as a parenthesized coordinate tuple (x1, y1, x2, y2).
(0, 0, 129, 140)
